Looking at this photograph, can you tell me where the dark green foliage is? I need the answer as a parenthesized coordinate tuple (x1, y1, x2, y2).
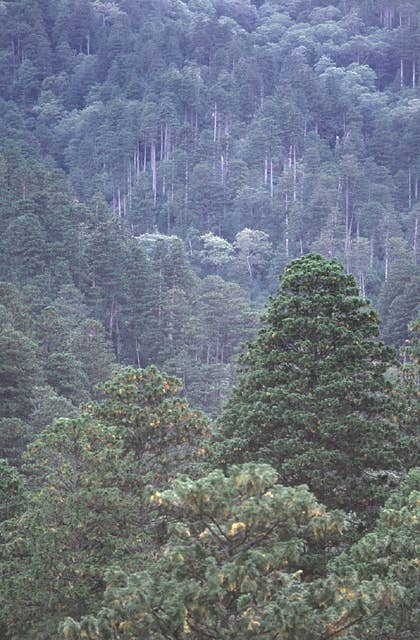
(0, 417, 143, 640)
(0, 365, 209, 639)
(84, 366, 210, 485)
(0, 3, 419, 638)
(61, 464, 419, 640)
(0, 459, 25, 523)
(0, 326, 40, 420)
(61, 464, 347, 640)
(213, 254, 405, 520)
(332, 468, 420, 639)
(0, 0, 418, 323)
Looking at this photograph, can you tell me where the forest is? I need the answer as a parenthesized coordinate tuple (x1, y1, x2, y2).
(0, 0, 419, 639)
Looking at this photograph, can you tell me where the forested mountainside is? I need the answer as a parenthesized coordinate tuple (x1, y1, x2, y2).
(0, 0, 419, 424)
(0, 5, 419, 635)
(1, 0, 420, 342)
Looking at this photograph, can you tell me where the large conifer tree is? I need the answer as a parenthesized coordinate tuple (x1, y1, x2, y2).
(213, 254, 407, 519)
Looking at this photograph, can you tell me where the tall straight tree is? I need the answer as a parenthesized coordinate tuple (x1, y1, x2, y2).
(213, 254, 408, 522)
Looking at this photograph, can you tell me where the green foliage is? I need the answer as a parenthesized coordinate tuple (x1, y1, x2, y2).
(85, 366, 210, 484)
(332, 468, 420, 639)
(0, 325, 40, 420)
(0, 417, 143, 640)
(0, 3, 419, 638)
(61, 464, 417, 640)
(213, 254, 405, 521)
(0, 459, 25, 523)
(0, 365, 209, 639)
(61, 464, 347, 640)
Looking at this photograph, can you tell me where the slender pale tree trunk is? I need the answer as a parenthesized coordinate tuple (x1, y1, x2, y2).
(151, 141, 157, 206)
(213, 102, 217, 144)
(408, 167, 412, 209)
(183, 155, 189, 227)
(270, 158, 274, 203)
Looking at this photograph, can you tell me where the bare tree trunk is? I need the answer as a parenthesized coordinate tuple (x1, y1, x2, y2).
(270, 157, 274, 203)
(128, 164, 132, 208)
(135, 338, 141, 368)
(345, 175, 351, 254)
(183, 155, 189, 227)
(264, 155, 268, 185)
(166, 180, 172, 235)
(165, 123, 171, 161)
(414, 212, 418, 263)
(151, 141, 157, 206)
(285, 189, 289, 257)
(293, 144, 297, 202)
(246, 252, 253, 279)
(117, 187, 122, 217)
(359, 271, 365, 298)
(413, 58, 416, 88)
(408, 167, 412, 209)
(213, 102, 217, 144)
(400, 57, 404, 88)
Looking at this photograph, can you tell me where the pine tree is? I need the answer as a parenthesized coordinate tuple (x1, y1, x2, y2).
(213, 254, 406, 521)
(61, 464, 348, 640)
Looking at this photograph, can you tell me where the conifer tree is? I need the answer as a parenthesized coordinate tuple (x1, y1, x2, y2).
(213, 254, 407, 521)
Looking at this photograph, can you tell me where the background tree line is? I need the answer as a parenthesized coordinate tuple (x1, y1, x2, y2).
(0, 0, 419, 359)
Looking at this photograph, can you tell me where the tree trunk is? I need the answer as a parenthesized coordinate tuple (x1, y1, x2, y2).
(151, 141, 157, 206)
(183, 155, 189, 227)
(408, 167, 412, 209)
(270, 158, 273, 202)
(135, 338, 141, 368)
(213, 102, 217, 144)
(345, 175, 351, 254)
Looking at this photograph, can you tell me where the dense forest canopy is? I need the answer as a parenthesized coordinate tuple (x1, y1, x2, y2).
(0, 1, 419, 639)
(0, 0, 419, 415)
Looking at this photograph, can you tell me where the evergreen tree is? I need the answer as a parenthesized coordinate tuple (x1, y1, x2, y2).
(213, 254, 406, 521)
(61, 464, 347, 640)
(0, 417, 143, 640)
(84, 366, 210, 486)
(61, 463, 414, 640)
(332, 468, 420, 640)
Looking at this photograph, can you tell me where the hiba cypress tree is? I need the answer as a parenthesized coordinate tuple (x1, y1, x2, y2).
(213, 254, 407, 523)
